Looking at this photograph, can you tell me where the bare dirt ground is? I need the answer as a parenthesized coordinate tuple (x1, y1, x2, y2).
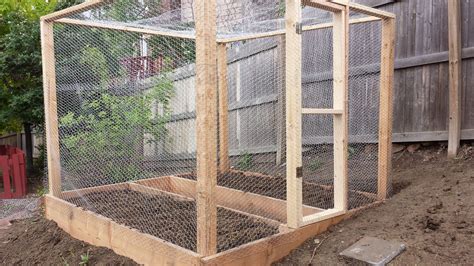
(0, 142, 472, 265)
(0, 216, 137, 265)
(276, 142, 474, 265)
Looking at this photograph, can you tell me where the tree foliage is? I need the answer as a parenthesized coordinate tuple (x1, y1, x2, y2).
(0, 0, 79, 134)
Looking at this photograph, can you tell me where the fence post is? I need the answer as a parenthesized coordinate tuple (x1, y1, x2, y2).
(41, 20, 62, 197)
(447, 0, 462, 158)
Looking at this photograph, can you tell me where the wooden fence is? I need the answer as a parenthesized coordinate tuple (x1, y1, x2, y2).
(145, 0, 474, 163)
(370, 0, 474, 142)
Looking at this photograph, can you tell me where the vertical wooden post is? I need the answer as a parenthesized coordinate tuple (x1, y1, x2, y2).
(447, 0, 462, 158)
(276, 35, 286, 166)
(195, 0, 218, 256)
(377, 18, 396, 200)
(332, 7, 349, 211)
(217, 43, 230, 172)
(41, 20, 61, 197)
(285, 0, 303, 229)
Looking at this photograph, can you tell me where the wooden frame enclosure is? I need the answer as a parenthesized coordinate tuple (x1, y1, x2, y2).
(41, 0, 395, 264)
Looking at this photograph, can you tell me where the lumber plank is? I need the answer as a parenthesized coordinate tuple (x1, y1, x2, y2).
(41, 0, 104, 22)
(44, 195, 201, 265)
(195, 0, 218, 256)
(201, 214, 345, 265)
(41, 21, 61, 196)
(216, 17, 380, 44)
(332, 6, 349, 211)
(61, 182, 130, 199)
(302, 108, 343, 114)
(302, 0, 345, 12)
(55, 18, 196, 40)
(377, 17, 396, 200)
(137, 175, 322, 223)
(447, 0, 462, 158)
(217, 43, 230, 172)
(332, 1, 396, 19)
(285, 0, 303, 229)
(276, 35, 287, 166)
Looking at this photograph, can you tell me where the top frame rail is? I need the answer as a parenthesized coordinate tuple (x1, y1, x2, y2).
(302, 0, 345, 12)
(331, 0, 395, 19)
(41, 0, 105, 22)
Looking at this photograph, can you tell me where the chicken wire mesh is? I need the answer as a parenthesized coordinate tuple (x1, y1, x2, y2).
(301, 14, 384, 212)
(43, 0, 391, 256)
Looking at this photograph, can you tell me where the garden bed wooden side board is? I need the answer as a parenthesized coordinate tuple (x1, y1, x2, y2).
(44, 176, 381, 266)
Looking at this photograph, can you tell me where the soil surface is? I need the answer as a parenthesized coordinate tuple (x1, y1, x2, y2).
(179, 172, 375, 210)
(69, 189, 278, 252)
(276, 142, 474, 265)
(0, 216, 137, 265)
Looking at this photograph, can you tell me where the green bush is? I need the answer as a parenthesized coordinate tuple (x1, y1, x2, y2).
(60, 76, 174, 183)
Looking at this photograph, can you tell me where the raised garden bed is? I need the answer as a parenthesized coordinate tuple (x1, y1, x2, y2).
(178, 171, 376, 210)
(45, 170, 382, 265)
(67, 188, 279, 252)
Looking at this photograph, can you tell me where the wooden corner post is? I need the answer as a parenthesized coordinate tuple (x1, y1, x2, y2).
(195, 0, 218, 256)
(377, 17, 396, 200)
(447, 0, 462, 158)
(332, 5, 349, 211)
(285, 0, 303, 229)
(41, 20, 61, 197)
(217, 43, 230, 172)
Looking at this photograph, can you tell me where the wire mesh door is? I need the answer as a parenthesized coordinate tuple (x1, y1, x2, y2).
(285, 2, 350, 228)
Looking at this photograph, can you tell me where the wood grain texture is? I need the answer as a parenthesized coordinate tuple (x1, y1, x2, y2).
(41, 21, 61, 196)
(377, 18, 396, 200)
(332, 6, 350, 211)
(217, 43, 230, 172)
(285, 0, 303, 229)
(41, 0, 104, 22)
(195, 0, 218, 256)
(448, 0, 462, 158)
(44, 195, 202, 265)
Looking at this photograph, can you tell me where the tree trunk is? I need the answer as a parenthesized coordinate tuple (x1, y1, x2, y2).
(24, 123, 34, 177)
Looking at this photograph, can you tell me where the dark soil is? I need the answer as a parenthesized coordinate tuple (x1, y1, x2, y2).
(178, 172, 375, 210)
(0, 216, 137, 265)
(68, 189, 278, 252)
(276, 142, 474, 265)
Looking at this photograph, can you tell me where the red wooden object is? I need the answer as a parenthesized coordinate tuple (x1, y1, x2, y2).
(0, 145, 27, 199)
(119, 55, 165, 80)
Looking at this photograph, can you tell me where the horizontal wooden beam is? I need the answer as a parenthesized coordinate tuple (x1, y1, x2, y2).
(217, 30, 285, 44)
(358, 0, 396, 8)
(302, 208, 345, 226)
(333, 1, 396, 19)
(61, 183, 129, 199)
(302, 108, 343, 115)
(55, 18, 196, 40)
(302, 0, 345, 12)
(396, 47, 474, 70)
(218, 16, 380, 43)
(41, 0, 105, 22)
(392, 129, 474, 143)
(303, 15, 380, 31)
(136, 175, 323, 223)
